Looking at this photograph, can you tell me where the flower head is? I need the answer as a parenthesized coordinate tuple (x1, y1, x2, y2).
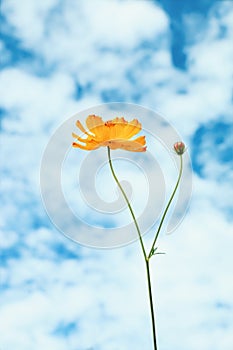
(174, 141, 186, 155)
(72, 115, 146, 152)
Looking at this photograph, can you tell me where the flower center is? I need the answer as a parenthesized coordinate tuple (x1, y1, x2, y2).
(105, 121, 115, 127)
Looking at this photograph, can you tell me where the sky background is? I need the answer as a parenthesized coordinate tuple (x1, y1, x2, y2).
(0, 0, 233, 349)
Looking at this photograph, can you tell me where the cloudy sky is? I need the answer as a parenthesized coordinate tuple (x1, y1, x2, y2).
(0, 0, 233, 349)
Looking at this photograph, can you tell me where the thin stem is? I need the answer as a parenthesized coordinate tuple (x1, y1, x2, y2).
(107, 147, 147, 261)
(146, 259, 157, 349)
(148, 155, 183, 259)
(107, 147, 157, 350)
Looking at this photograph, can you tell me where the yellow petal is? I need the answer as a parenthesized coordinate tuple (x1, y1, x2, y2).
(110, 118, 141, 140)
(75, 120, 93, 137)
(72, 132, 90, 144)
(103, 138, 146, 152)
(121, 119, 142, 139)
(91, 125, 109, 140)
(85, 115, 109, 140)
(117, 139, 146, 152)
(86, 115, 104, 130)
(132, 135, 146, 145)
(72, 141, 100, 150)
(72, 132, 86, 140)
(110, 123, 125, 139)
(107, 118, 125, 139)
(73, 116, 146, 153)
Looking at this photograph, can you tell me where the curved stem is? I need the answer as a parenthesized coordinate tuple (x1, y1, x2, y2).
(107, 147, 147, 261)
(148, 155, 183, 259)
(107, 147, 157, 350)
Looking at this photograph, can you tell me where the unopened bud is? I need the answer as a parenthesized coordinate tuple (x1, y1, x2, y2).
(174, 141, 186, 155)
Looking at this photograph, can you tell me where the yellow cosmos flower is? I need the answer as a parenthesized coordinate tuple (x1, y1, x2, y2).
(72, 115, 146, 152)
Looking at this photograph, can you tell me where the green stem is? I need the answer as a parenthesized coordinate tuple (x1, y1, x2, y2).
(146, 258, 157, 349)
(107, 147, 147, 261)
(107, 147, 157, 350)
(148, 155, 183, 259)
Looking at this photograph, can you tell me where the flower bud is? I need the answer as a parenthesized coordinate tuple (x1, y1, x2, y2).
(174, 141, 186, 155)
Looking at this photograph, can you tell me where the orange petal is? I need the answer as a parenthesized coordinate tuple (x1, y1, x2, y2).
(132, 135, 146, 145)
(108, 118, 127, 139)
(104, 138, 146, 152)
(72, 141, 100, 150)
(110, 118, 141, 140)
(122, 119, 142, 139)
(75, 120, 93, 136)
(73, 116, 146, 152)
(91, 125, 109, 140)
(85, 115, 109, 140)
(86, 115, 104, 130)
(72, 132, 91, 144)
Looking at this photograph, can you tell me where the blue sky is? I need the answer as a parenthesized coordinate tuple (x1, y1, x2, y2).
(0, 1, 233, 349)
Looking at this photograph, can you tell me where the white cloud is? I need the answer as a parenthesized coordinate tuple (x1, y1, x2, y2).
(0, 229, 18, 248)
(142, 2, 233, 135)
(2, 0, 168, 47)
(1, 0, 169, 75)
(1, 0, 58, 43)
(0, 68, 75, 132)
